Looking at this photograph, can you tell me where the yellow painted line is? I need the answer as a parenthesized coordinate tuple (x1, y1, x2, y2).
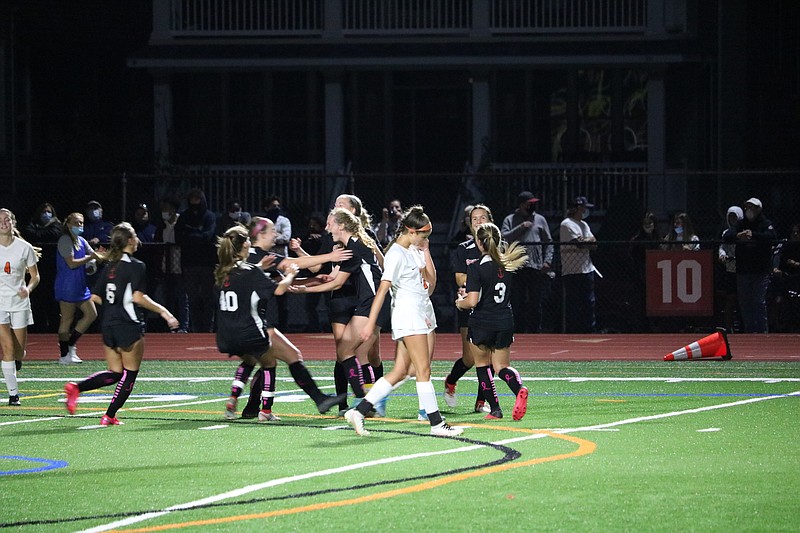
(112, 429, 596, 532)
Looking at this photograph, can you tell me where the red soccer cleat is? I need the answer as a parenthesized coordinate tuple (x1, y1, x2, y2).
(64, 382, 79, 415)
(100, 415, 123, 426)
(512, 387, 529, 421)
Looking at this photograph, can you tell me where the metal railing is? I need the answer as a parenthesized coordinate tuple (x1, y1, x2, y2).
(167, 0, 655, 37)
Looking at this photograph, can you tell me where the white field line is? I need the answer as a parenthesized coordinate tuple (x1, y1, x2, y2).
(77, 389, 800, 533)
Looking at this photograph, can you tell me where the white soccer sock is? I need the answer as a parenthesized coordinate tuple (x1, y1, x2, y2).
(2, 360, 18, 396)
(364, 377, 394, 405)
(416, 380, 439, 415)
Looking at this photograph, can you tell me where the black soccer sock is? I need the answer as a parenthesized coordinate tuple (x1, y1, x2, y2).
(106, 368, 139, 418)
(333, 361, 349, 409)
(260, 367, 276, 411)
(340, 356, 365, 398)
(445, 357, 471, 386)
(355, 398, 375, 416)
(78, 371, 123, 393)
(231, 363, 255, 397)
(288, 361, 325, 404)
(244, 369, 267, 411)
(67, 330, 83, 347)
(477, 365, 501, 411)
(498, 367, 522, 396)
(59, 341, 69, 358)
(361, 363, 375, 384)
(373, 362, 384, 380)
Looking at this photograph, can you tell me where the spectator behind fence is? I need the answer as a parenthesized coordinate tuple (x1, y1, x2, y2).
(373, 198, 403, 248)
(175, 188, 217, 333)
(83, 200, 113, 247)
(717, 206, 744, 332)
(22, 202, 62, 332)
(661, 212, 700, 251)
(629, 211, 663, 270)
(154, 197, 188, 332)
(769, 222, 800, 331)
(262, 195, 291, 330)
(296, 215, 326, 332)
(559, 196, 598, 333)
(216, 199, 251, 236)
(501, 191, 553, 333)
(22, 202, 62, 244)
(132, 203, 156, 243)
(723, 197, 777, 333)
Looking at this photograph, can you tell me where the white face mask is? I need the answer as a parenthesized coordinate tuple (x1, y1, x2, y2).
(229, 210, 242, 220)
(162, 212, 172, 222)
(581, 209, 590, 220)
(643, 223, 654, 233)
(91, 209, 101, 220)
(745, 209, 755, 221)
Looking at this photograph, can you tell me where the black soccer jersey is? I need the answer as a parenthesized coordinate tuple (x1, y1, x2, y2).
(92, 254, 147, 327)
(465, 255, 515, 329)
(214, 262, 278, 356)
(331, 237, 381, 307)
(452, 238, 481, 275)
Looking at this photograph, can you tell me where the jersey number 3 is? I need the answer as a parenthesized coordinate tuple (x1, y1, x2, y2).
(494, 282, 507, 303)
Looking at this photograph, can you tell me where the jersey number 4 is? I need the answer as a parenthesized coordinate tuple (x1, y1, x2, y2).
(219, 291, 239, 312)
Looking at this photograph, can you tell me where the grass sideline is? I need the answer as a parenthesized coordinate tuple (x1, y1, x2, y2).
(2, 360, 799, 532)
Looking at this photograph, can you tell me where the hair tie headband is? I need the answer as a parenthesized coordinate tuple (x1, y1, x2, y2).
(405, 222, 432, 233)
(250, 218, 270, 237)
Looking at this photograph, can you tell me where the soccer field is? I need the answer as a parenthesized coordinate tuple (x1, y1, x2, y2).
(2, 360, 799, 532)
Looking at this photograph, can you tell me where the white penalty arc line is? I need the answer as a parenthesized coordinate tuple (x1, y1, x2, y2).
(78, 390, 800, 533)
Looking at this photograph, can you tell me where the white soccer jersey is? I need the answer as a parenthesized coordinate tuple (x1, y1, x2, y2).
(0, 238, 38, 312)
(382, 244, 436, 339)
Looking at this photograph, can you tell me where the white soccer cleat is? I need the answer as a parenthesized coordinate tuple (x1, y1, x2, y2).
(67, 345, 83, 364)
(430, 421, 464, 437)
(344, 409, 370, 436)
(443, 382, 457, 408)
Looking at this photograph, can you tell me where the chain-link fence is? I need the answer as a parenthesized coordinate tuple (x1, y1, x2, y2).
(4, 170, 800, 334)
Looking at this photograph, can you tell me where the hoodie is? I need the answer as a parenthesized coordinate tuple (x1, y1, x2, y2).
(719, 206, 743, 273)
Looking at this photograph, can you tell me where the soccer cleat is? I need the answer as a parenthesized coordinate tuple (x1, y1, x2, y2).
(224, 397, 238, 420)
(418, 408, 429, 421)
(443, 381, 457, 408)
(430, 421, 464, 437)
(474, 400, 491, 414)
(241, 407, 259, 419)
(64, 382, 80, 415)
(257, 410, 281, 422)
(100, 415, 123, 426)
(317, 393, 348, 414)
(485, 409, 503, 420)
(344, 408, 370, 436)
(373, 397, 388, 418)
(512, 387, 529, 421)
(67, 345, 83, 364)
(59, 355, 73, 365)
(8, 395, 21, 406)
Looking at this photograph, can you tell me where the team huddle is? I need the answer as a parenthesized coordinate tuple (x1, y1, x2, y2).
(1, 197, 530, 437)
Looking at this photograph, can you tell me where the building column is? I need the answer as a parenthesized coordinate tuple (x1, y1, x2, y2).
(471, 71, 490, 169)
(324, 72, 345, 175)
(153, 72, 172, 168)
(646, 70, 684, 215)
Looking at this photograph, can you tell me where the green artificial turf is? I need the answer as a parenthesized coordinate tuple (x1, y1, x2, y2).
(2, 360, 798, 532)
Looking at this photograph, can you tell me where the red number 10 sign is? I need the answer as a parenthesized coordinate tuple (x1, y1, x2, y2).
(646, 250, 714, 316)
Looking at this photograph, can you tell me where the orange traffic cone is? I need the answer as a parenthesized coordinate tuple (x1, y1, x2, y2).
(664, 328, 732, 361)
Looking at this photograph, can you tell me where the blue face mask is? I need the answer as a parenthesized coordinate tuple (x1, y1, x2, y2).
(71, 226, 84, 237)
(40, 212, 53, 224)
(674, 226, 684, 235)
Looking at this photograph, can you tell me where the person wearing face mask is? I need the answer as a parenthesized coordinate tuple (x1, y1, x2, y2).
(661, 212, 700, 251)
(132, 204, 157, 243)
(154, 198, 189, 333)
(717, 206, 744, 332)
(216, 199, 251, 237)
(501, 191, 553, 333)
(175, 188, 217, 332)
(559, 196, 599, 333)
(22, 203, 62, 244)
(723, 197, 777, 333)
(55, 212, 105, 364)
(261, 195, 292, 331)
(82, 200, 114, 247)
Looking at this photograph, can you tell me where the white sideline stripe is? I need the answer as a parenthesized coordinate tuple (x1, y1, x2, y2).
(79, 390, 800, 533)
